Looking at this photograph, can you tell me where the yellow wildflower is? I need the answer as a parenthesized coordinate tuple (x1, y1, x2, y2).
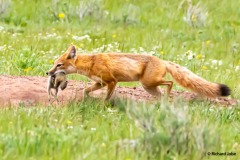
(191, 14, 197, 22)
(27, 130, 35, 136)
(197, 54, 202, 59)
(52, 28, 56, 31)
(49, 59, 54, 64)
(112, 34, 116, 38)
(24, 67, 33, 73)
(67, 120, 72, 125)
(233, 142, 238, 150)
(160, 51, 164, 55)
(101, 143, 106, 147)
(205, 40, 211, 45)
(58, 13, 65, 19)
(201, 66, 208, 70)
(80, 43, 84, 47)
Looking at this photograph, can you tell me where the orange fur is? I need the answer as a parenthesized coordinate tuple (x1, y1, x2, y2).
(47, 45, 231, 100)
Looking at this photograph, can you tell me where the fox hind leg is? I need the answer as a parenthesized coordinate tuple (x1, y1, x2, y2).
(140, 63, 173, 98)
(142, 80, 173, 98)
(157, 81, 173, 97)
(141, 77, 173, 98)
(142, 86, 162, 98)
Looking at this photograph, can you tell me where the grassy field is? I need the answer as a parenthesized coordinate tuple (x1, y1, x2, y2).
(0, 0, 240, 159)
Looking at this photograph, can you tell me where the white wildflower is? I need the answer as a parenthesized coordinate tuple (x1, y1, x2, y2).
(139, 47, 145, 52)
(235, 66, 239, 71)
(149, 51, 155, 55)
(130, 48, 137, 53)
(211, 60, 222, 66)
(209, 107, 214, 112)
(72, 35, 91, 42)
(152, 46, 159, 51)
(91, 128, 96, 131)
(56, 36, 62, 39)
(107, 44, 113, 49)
(0, 45, 6, 51)
(115, 49, 121, 53)
(186, 50, 195, 60)
(0, 26, 4, 31)
(211, 60, 218, 64)
(107, 108, 118, 113)
(218, 60, 222, 66)
(104, 11, 109, 15)
(114, 42, 119, 46)
(67, 126, 73, 129)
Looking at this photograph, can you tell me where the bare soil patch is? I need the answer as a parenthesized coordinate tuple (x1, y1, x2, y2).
(0, 75, 237, 107)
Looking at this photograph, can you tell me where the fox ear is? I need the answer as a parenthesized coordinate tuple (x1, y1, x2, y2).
(66, 45, 76, 59)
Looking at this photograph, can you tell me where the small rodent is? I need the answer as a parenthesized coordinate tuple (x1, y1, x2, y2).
(47, 70, 68, 102)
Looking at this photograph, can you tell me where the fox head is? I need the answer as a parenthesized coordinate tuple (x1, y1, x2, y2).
(46, 44, 78, 76)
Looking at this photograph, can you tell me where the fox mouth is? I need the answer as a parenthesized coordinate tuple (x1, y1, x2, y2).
(46, 66, 74, 76)
(46, 70, 67, 76)
(46, 71, 55, 76)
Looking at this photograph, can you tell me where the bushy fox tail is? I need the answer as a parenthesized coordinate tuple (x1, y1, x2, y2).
(163, 61, 231, 98)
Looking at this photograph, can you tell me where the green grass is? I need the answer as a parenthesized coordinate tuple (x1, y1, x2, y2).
(0, 0, 240, 159)
(0, 99, 239, 159)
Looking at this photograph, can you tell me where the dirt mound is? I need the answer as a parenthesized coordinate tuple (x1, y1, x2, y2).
(0, 75, 237, 107)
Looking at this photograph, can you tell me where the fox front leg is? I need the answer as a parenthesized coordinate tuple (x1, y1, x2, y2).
(105, 81, 117, 101)
(83, 83, 106, 99)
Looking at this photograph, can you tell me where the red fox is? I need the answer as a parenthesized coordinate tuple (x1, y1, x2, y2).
(46, 44, 231, 100)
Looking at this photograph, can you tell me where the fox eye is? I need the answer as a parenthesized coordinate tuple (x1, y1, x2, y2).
(57, 64, 63, 67)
